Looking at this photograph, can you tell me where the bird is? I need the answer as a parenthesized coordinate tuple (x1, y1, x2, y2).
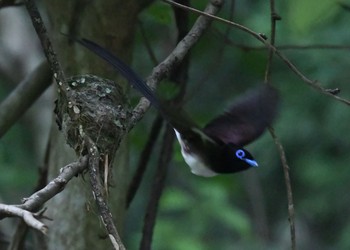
(74, 38, 279, 177)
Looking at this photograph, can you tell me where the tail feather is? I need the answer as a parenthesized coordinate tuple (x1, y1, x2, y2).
(77, 38, 160, 108)
(75, 38, 197, 131)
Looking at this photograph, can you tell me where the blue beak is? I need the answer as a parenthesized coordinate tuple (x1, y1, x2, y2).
(244, 159, 259, 167)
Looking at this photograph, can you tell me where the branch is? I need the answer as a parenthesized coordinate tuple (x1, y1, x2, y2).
(18, 156, 88, 212)
(225, 43, 350, 51)
(139, 2, 191, 246)
(126, 115, 164, 208)
(264, 0, 280, 83)
(0, 204, 47, 234)
(169, 0, 190, 102)
(264, 0, 296, 248)
(0, 157, 88, 235)
(24, 0, 67, 90)
(164, 0, 350, 106)
(184, 1, 233, 103)
(130, 0, 224, 126)
(85, 136, 125, 250)
(0, 60, 52, 138)
(140, 125, 175, 250)
(269, 127, 296, 249)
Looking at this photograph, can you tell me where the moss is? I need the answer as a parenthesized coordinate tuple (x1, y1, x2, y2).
(56, 74, 131, 158)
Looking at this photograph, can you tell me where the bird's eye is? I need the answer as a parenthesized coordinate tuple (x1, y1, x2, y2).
(235, 149, 245, 159)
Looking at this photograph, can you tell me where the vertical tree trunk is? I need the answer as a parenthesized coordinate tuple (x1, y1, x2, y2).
(41, 1, 140, 249)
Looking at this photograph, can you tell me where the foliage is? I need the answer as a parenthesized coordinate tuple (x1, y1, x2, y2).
(1, 0, 350, 249)
(127, 1, 350, 249)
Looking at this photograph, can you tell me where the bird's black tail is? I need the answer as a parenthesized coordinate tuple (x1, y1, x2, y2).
(74, 38, 198, 130)
(76, 38, 161, 109)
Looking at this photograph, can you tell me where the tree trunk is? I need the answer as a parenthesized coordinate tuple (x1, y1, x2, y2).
(41, 1, 140, 249)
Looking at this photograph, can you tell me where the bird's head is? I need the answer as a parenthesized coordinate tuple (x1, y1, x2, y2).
(233, 148, 258, 168)
(210, 144, 258, 174)
(216, 144, 258, 174)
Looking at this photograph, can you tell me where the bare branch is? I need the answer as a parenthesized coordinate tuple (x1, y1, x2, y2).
(18, 156, 88, 212)
(126, 115, 164, 208)
(130, 0, 224, 126)
(0, 60, 52, 138)
(140, 1, 191, 245)
(85, 136, 125, 250)
(185, 1, 233, 103)
(269, 127, 296, 249)
(264, 0, 296, 248)
(24, 0, 67, 90)
(212, 29, 350, 51)
(264, 0, 280, 83)
(140, 125, 175, 250)
(0, 204, 47, 234)
(164, 0, 350, 106)
(0, 157, 88, 236)
(227, 43, 350, 51)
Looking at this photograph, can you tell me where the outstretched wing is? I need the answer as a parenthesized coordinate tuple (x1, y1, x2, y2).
(203, 85, 279, 146)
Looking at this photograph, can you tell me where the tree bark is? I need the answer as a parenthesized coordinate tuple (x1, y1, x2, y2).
(41, 1, 140, 249)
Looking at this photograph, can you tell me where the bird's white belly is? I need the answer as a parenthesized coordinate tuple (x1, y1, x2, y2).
(174, 129, 217, 177)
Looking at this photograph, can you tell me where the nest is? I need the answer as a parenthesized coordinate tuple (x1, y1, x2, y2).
(55, 74, 131, 158)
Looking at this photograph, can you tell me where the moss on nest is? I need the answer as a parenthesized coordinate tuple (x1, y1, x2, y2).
(56, 74, 131, 157)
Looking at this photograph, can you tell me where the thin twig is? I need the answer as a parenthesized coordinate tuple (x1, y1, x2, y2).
(164, 0, 350, 106)
(0, 60, 52, 138)
(212, 28, 350, 51)
(9, 142, 51, 247)
(169, 0, 190, 103)
(163, 0, 268, 40)
(0, 157, 88, 235)
(264, 0, 279, 83)
(130, 0, 224, 126)
(85, 136, 125, 250)
(139, 2, 191, 246)
(126, 19, 164, 209)
(272, 44, 350, 50)
(184, 0, 233, 103)
(265, 1, 296, 248)
(227, 43, 350, 51)
(24, 0, 67, 90)
(269, 127, 296, 249)
(139, 125, 175, 250)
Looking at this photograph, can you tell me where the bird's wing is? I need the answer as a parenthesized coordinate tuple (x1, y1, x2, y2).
(203, 85, 279, 146)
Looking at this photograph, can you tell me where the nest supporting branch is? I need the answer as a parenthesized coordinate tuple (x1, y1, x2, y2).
(85, 136, 125, 250)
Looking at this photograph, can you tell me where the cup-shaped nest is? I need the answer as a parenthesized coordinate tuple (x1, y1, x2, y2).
(56, 74, 131, 156)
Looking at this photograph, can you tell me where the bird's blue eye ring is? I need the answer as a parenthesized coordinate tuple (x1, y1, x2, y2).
(236, 149, 245, 159)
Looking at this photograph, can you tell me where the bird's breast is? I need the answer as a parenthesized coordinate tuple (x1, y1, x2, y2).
(174, 129, 217, 177)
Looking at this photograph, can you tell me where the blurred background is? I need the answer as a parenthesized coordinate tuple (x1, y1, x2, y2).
(1, 0, 350, 249)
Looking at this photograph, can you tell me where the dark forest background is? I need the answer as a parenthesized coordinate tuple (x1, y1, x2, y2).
(1, 0, 350, 249)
